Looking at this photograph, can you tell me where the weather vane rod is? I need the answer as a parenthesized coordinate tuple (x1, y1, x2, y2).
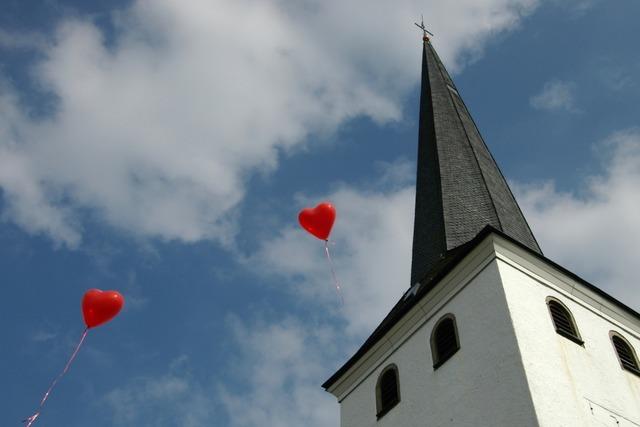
(414, 15, 434, 41)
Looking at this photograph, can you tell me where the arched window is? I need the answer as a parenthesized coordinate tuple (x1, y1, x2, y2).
(376, 364, 400, 419)
(547, 298, 583, 345)
(431, 314, 460, 369)
(611, 333, 640, 377)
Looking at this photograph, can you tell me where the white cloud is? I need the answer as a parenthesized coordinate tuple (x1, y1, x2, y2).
(530, 79, 578, 112)
(0, 29, 48, 51)
(0, 0, 539, 247)
(596, 62, 637, 93)
(31, 330, 58, 343)
(104, 357, 216, 427)
(555, 0, 601, 15)
(102, 317, 342, 427)
(0, 143, 81, 247)
(248, 183, 414, 337)
(516, 128, 640, 310)
(219, 317, 340, 427)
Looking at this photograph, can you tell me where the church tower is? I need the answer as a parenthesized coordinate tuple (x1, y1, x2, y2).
(322, 36, 640, 427)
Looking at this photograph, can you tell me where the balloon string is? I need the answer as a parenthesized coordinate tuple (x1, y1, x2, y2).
(24, 328, 89, 427)
(324, 240, 344, 305)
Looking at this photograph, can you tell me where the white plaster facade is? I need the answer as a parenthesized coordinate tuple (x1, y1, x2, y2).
(326, 233, 640, 426)
(497, 238, 640, 426)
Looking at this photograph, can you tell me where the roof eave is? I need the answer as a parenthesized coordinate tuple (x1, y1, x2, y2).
(322, 225, 640, 391)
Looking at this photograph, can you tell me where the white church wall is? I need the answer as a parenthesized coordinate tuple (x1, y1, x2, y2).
(497, 251, 640, 427)
(339, 259, 539, 427)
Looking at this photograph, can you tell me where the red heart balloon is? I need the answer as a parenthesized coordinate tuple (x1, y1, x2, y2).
(298, 202, 336, 241)
(82, 289, 124, 329)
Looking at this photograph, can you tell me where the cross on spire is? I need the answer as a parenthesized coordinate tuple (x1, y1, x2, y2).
(414, 16, 434, 41)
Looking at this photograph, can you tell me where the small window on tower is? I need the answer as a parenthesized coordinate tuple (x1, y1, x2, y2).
(430, 314, 460, 369)
(611, 333, 640, 377)
(546, 299, 583, 345)
(376, 365, 400, 419)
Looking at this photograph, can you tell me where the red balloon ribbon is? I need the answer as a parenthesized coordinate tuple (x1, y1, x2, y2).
(324, 240, 344, 304)
(23, 328, 88, 427)
(24, 289, 124, 426)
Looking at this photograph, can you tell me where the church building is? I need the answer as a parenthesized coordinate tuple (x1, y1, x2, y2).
(322, 35, 640, 426)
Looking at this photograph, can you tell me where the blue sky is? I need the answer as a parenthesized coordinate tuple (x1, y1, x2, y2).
(1, 0, 639, 426)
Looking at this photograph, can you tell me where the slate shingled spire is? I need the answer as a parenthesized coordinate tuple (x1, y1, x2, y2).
(410, 39, 542, 286)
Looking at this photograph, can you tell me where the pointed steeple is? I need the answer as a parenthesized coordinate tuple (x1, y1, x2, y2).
(410, 39, 542, 286)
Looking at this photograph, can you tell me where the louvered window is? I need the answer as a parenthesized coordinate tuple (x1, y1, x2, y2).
(612, 334, 640, 376)
(431, 315, 460, 369)
(376, 365, 400, 418)
(547, 300, 583, 345)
